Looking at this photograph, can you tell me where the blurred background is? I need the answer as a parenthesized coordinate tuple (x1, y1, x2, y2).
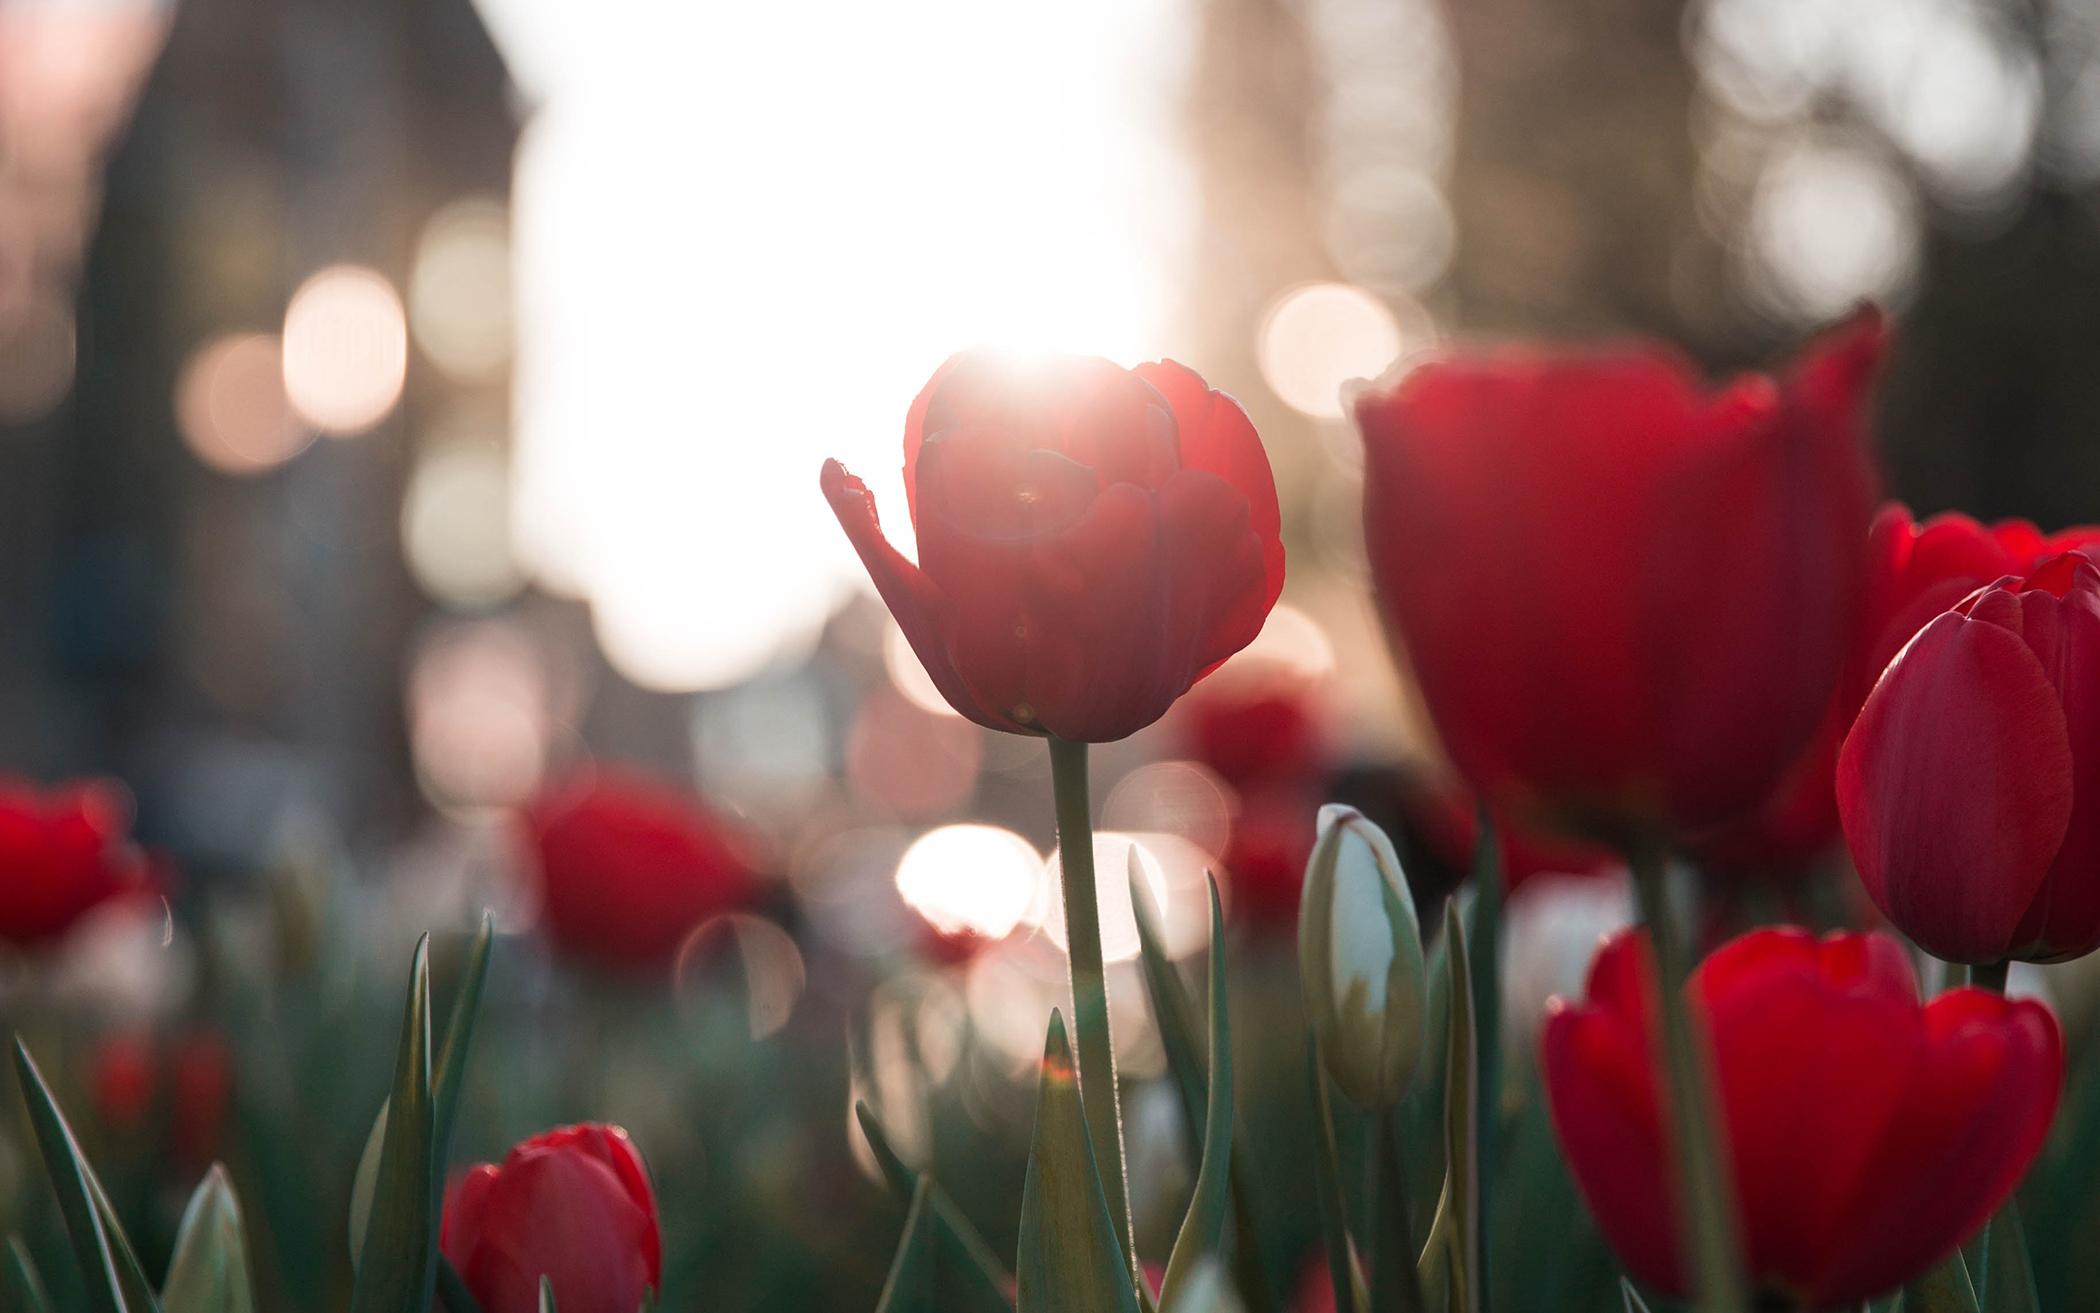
(2, 0, 2098, 1307)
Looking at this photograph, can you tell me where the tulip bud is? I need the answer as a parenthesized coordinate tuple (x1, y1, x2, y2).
(1298, 804, 1428, 1109)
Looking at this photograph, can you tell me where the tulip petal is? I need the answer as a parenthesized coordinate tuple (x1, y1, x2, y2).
(1838, 611, 2073, 963)
(820, 458, 1026, 734)
(1135, 360, 1285, 610)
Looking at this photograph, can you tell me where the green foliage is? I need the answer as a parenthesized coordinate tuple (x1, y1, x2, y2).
(1159, 879, 1233, 1312)
(160, 1168, 257, 1313)
(1014, 1011, 1139, 1313)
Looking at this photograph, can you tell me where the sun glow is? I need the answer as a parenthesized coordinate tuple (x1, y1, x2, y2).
(488, 0, 1194, 690)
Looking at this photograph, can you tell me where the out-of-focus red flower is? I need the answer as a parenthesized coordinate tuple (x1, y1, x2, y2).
(1178, 677, 1327, 792)
(1355, 313, 1883, 838)
(1840, 552, 2100, 963)
(824, 352, 1284, 743)
(170, 1028, 235, 1171)
(443, 1125, 660, 1313)
(90, 1031, 155, 1132)
(1219, 791, 1317, 928)
(1699, 505, 2100, 876)
(1290, 1261, 1337, 1313)
(521, 767, 759, 972)
(0, 778, 152, 947)
(1399, 776, 1617, 895)
(1543, 926, 2060, 1304)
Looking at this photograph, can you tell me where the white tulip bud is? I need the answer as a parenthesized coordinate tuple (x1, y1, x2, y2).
(1298, 804, 1428, 1109)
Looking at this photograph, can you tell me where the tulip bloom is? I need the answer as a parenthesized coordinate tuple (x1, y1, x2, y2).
(442, 1124, 661, 1313)
(0, 779, 152, 946)
(1840, 552, 2100, 963)
(1544, 927, 2060, 1304)
(823, 352, 1284, 742)
(1697, 505, 2100, 876)
(521, 767, 759, 972)
(1299, 806, 1428, 1110)
(1355, 313, 1882, 837)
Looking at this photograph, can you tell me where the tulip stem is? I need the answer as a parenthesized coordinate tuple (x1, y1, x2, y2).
(1960, 959, 2011, 1295)
(1968, 961, 2009, 995)
(1047, 736, 1138, 1284)
(1628, 845, 1749, 1313)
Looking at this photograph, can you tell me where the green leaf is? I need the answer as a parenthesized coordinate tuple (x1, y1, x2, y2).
(538, 1277, 556, 1313)
(347, 1105, 389, 1269)
(1980, 1200, 2037, 1313)
(12, 1040, 135, 1313)
(1306, 1040, 1367, 1313)
(1164, 1259, 1244, 1313)
(86, 1164, 160, 1313)
(432, 915, 496, 1158)
(1901, 1248, 1977, 1313)
(161, 1167, 256, 1313)
(349, 937, 438, 1313)
(5, 1236, 54, 1313)
(1416, 903, 1478, 1313)
(1130, 856, 1273, 1313)
(1015, 1011, 1140, 1313)
(1159, 878, 1233, 1312)
(1619, 1278, 1653, 1313)
(874, 1179, 943, 1313)
(1461, 815, 1501, 1313)
(853, 1102, 1014, 1313)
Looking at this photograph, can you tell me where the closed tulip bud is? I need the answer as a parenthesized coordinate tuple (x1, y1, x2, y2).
(1298, 805, 1428, 1109)
(441, 1124, 661, 1313)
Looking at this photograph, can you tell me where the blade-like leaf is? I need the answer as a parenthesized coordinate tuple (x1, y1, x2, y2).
(1167, 1259, 1245, 1313)
(1417, 903, 1479, 1313)
(874, 1179, 943, 1313)
(349, 937, 437, 1313)
(1462, 814, 1501, 1313)
(538, 1277, 556, 1313)
(1159, 879, 1233, 1311)
(1619, 1278, 1653, 1313)
(12, 1040, 133, 1313)
(854, 1102, 1014, 1312)
(1980, 1201, 2037, 1313)
(1016, 1011, 1140, 1313)
(1900, 1247, 1977, 1313)
(161, 1167, 257, 1313)
(6, 1236, 54, 1313)
(1130, 857, 1273, 1313)
(86, 1166, 160, 1313)
(433, 914, 496, 1159)
(1307, 1040, 1367, 1313)
(347, 1105, 389, 1267)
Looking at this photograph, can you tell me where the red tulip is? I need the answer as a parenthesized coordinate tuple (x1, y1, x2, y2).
(1354, 313, 1883, 837)
(1696, 506, 2100, 876)
(521, 767, 759, 972)
(1177, 676, 1328, 792)
(1398, 776, 1617, 895)
(0, 778, 152, 946)
(1840, 551, 2100, 963)
(823, 352, 1285, 742)
(90, 1031, 156, 1132)
(1544, 926, 2060, 1304)
(170, 1028, 236, 1171)
(443, 1125, 661, 1313)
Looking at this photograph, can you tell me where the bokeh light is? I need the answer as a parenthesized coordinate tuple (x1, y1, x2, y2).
(1258, 281, 1404, 418)
(281, 265, 409, 435)
(176, 332, 309, 474)
(401, 437, 522, 607)
(406, 619, 552, 811)
(846, 689, 982, 819)
(1746, 137, 1920, 321)
(1101, 761, 1231, 860)
(673, 913, 807, 1041)
(883, 622, 958, 719)
(895, 824, 1040, 942)
(0, 294, 75, 422)
(409, 197, 513, 382)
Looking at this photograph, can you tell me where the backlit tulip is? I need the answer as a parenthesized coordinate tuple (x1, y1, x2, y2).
(823, 352, 1284, 742)
(442, 1124, 661, 1313)
(1298, 805, 1427, 1109)
(1544, 927, 2060, 1304)
(1839, 551, 2100, 963)
(0, 778, 152, 947)
(521, 767, 760, 972)
(1355, 313, 1882, 838)
(1699, 505, 2100, 876)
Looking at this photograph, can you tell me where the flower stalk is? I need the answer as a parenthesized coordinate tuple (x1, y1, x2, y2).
(1047, 736, 1137, 1280)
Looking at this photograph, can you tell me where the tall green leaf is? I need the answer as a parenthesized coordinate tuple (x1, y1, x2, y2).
(1417, 903, 1478, 1313)
(854, 1102, 1014, 1312)
(873, 1179, 943, 1313)
(1902, 1249, 1978, 1313)
(1619, 1278, 1654, 1313)
(349, 937, 438, 1313)
(161, 1167, 256, 1313)
(538, 1277, 556, 1313)
(1015, 1011, 1140, 1313)
(1461, 814, 1501, 1313)
(12, 1040, 135, 1313)
(1980, 1201, 2037, 1313)
(1306, 1041, 1366, 1313)
(5, 1236, 54, 1313)
(85, 1166, 160, 1313)
(1159, 878, 1233, 1311)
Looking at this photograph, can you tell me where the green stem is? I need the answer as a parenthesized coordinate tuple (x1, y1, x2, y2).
(1961, 957, 2009, 1295)
(1048, 736, 1137, 1280)
(1372, 1113, 1425, 1313)
(1968, 960, 2010, 995)
(1628, 846, 1749, 1313)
